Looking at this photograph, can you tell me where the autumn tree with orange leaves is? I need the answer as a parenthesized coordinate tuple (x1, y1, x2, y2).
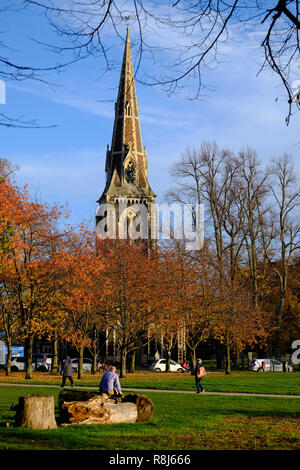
(156, 242, 201, 372)
(0, 160, 23, 374)
(0, 159, 71, 378)
(97, 240, 162, 378)
(209, 268, 269, 375)
(51, 229, 107, 379)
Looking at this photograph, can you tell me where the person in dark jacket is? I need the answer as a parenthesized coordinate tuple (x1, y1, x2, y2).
(195, 358, 205, 394)
(61, 356, 75, 387)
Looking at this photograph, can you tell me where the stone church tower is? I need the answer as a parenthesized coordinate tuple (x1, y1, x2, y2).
(96, 28, 156, 246)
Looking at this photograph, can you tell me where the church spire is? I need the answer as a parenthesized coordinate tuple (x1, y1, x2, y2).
(110, 26, 144, 159)
(96, 28, 157, 248)
(98, 27, 155, 203)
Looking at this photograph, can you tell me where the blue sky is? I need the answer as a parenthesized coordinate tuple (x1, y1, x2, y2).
(1, 2, 299, 228)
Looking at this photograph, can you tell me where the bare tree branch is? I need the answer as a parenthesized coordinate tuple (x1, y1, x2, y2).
(2, 1, 300, 125)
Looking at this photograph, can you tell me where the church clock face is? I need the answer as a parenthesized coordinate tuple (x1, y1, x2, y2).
(125, 162, 136, 183)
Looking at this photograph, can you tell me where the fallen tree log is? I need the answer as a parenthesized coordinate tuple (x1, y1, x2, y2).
(61, 394, 138, 424)
(14, 394, 57, 429)
(122, 394, 154, 422)
(12, 391, 154, 428)
(58, 389, 99, 422)
(58, 389, 99, 405)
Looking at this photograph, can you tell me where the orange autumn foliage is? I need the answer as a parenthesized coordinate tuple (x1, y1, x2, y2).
(0, 159, 71, 377)
(96, 239, 162, 377)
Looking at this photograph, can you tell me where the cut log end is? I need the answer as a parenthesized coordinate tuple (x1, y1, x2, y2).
(122, 394, 154, 422)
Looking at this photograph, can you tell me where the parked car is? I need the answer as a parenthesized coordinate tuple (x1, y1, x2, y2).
(10, 357, 50, 372)
(69, 357, 93, 373)
(32, 353, 52, 365)
(149, 359, 184, 372)
(249, 358, 293, 372)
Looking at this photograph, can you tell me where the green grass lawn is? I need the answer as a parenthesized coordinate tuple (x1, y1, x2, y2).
(0, 384, 300, 450)
(121, 371, 300, 395)
(1, 370, 300, 396)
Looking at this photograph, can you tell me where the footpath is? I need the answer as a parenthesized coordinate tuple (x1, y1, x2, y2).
(1, 383, 300, 399)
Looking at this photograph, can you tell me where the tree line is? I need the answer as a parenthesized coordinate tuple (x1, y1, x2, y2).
(0, 145, 299, 378)
(167, 142, 300, 370)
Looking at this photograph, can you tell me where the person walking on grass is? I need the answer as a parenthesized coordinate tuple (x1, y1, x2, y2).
(195, 358, 206, 394)
(99, 366, 123, 397)
(61, 356, 75, 387)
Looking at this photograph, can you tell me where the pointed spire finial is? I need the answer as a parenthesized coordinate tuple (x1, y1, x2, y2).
(123, 15, 130, 29)
(126, 26, 130, 45)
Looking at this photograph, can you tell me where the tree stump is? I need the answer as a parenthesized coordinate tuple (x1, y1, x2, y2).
(61, 394, 137, 425)
(14, 394, 57, 429)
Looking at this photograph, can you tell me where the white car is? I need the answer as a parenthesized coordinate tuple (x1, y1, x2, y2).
(10, 357, 50, 372)
(149, 359, 183, 372)
(249, 358, 293, 372)
(69, 357, 93, 373)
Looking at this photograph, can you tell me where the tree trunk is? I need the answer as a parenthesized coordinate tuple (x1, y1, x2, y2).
(25, 335, 34, 380)
(91, 325, 98, 375)
(165, 348, 171, 372)
(225, 342, 231, 375)
(120, 346, 127, 378)
(5, 337, 12, 376)
(51, 338, 59, 374)
(187, 346, 196, 374)
(92, 353, 97, 375)
(274, 294, 285, 354)
(78, 344, 84, 379)
(14, 394, 57, 429)
(235, 348, 240, 371)
(129, 350, 136, 373)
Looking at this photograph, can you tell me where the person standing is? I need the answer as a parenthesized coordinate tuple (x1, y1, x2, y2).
(195, 358, 206, 394)
(61, 356, 75, 387)
(99, 366, 123, 397)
